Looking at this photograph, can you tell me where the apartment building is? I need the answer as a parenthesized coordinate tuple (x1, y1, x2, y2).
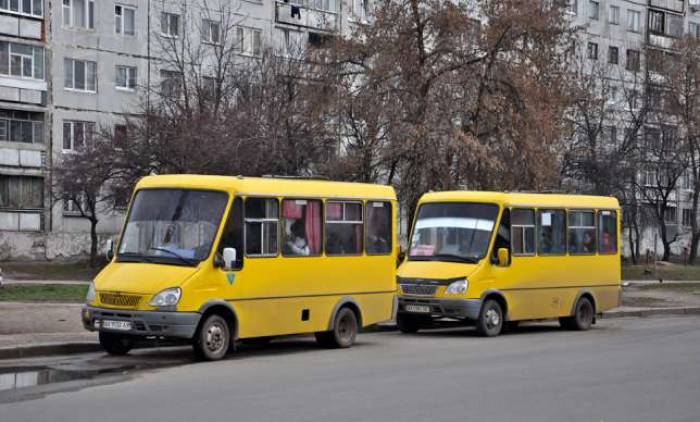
(569, 0, 700, 256)
(0, 0, 371, 260)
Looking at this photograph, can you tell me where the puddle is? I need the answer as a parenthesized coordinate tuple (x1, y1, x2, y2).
(0, 368, 93, 392)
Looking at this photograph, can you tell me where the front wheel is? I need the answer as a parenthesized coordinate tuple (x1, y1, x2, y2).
(193, 314, 231, 361)
(315, 307, 358, 348)
(99, 332, 132, 356)
(476, 299, 504, 337)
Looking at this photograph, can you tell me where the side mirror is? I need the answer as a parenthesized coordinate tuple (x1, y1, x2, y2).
(222, 247, 237, 271)
(497, 248, 510, 267)
(105, 238, 115, 261)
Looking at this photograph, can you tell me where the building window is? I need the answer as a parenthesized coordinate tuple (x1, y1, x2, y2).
(682, 209, 693, 227)
(664, 206, 677, 225)
(627, 10, 641, 32)
(235, 27, 262, 56)
(608, 46, 619, 65)
(0, 0, 41, 16)
(609, 5, 619, 24)
(0, 175, 43, 210)
(350, 0, 368, 20)
(161, 12, 180, 37)
(680, 171, 693, 191)
(587, 42, 598, 60)
(277, 28, 302, 57)
(115, 65, 137, 90)
(626, 49, 640, 72)
(62, 120, 94, 151)
(588, 1, 599, 20)
(115, 5, 136, 36)
(113, 124, 127, 149)
(0, 110, 43, 144)
(0, 42, 44, 80)
(649, 10, 664, 34)
(309, 0, 337, 12)
(567, 0, 578, 15)
(160, 70, 182, 97)
(62, 0, 95, 29)
(64, 58, 97, 92)
(202, 19, 221, 45)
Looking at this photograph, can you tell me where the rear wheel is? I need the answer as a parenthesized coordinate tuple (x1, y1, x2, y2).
(561, 297, 594, 331)
(315, 307, 358, 348)
(396, 313, 421, 334)
(193, 314, 231, 361)
(99, 332, 132, 356)
(476, 299, 504, 337)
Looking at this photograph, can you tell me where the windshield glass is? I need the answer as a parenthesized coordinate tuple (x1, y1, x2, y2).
(408, 202, 499, 263)
(117, 189, 229, 265)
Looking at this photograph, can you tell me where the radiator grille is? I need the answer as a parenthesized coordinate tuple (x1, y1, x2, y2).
(400, 284, 438, 297)
(99, 292, 142, 308)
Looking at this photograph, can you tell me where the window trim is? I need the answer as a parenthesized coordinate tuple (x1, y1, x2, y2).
(567, 209, 597, 255)
(325, 199, 364, 257)
(281, 197, 324, 258)
(160, 12, 181, 38)
(510, 208, 536, 257)
(597, 209, 618, 255)
(536, 208, 568, 257)
(115, 65, 137, 91)
(62, 0, 95, 30)
(243, 197, 280, 258)
(64, 58, 97, 93)
(364, 200, 393, 257)
(115, 4, 137, 36)
(62, 120, 95, 152)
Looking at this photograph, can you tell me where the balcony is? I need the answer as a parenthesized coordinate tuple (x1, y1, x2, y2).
(275, 2, 339, 32)
(649, 0, 685, 14)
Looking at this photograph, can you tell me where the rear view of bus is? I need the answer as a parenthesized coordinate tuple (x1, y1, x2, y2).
(396, 191, 621, 336)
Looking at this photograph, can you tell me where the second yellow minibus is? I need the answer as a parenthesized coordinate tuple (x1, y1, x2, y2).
(396, 191, 621, 336)
(82, 175, 397, 360)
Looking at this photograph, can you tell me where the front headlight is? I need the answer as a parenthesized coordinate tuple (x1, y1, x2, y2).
(445, 279, 468, 295)
(149, 287, 182, 308)
(86, 282, 96, 303)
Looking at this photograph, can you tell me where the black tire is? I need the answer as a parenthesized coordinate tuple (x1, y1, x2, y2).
(192, 314, 231, 361)
(99, 332, 132, 356)
(396, 313, 421, 334)
(315, 307, 358, 349)
(476, 299, 504, 337)
(569, 297, 594, 331)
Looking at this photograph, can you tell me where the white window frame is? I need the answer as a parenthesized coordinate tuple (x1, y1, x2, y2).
(588, 1, 599, 21)
(609, 5, 619, 25)
(115, 65, 137, 91)
(235, 26, 263, 56)
(511, 208, 536, 256)
(202, 19, 222, 45)
(627, 10, 641, 33)
(0, 42, 45, 81)
(62, 0, 95, 29)
(0, 0, 42, 17)
(64, 58, 97, 93)
(161, 12, 180, 38)
(62, 120, 95, 152)
(115, 4, 137, 36)
(0, 111, 44, 144)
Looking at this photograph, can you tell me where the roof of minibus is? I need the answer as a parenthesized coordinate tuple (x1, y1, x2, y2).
(419, 191, 620, 209)
(135, 175, 397, 200)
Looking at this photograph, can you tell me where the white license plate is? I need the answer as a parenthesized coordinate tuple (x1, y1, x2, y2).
(102, 320, 132, 331)
(405, 305, 431, 314)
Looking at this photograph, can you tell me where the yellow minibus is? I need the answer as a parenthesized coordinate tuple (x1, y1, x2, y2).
(82, 175, 397, 360)
(396, 191, 621, 336)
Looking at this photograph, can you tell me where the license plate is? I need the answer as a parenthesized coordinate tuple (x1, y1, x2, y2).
(102, 320, 132, 331)
(405, 305, 431, 314)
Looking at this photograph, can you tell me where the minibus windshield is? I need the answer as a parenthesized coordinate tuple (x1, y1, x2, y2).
(117, 189, 229, 266)
(408, 202, 499, 263)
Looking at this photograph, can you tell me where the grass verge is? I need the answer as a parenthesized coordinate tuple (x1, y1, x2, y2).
(1, 260, 104, 281)
(0, 284, 89, 302)
(623, 264, 700, 281)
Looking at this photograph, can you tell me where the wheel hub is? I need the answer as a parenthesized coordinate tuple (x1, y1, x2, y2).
(486, 309, 500, 329)
(206, 323, 226, 352)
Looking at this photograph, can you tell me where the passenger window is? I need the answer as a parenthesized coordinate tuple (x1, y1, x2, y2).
(568, 210, 596, 255)
(511, 208, 535, 256)
(598, 210, 617, 254)
(244, 198, 278, 257)
(281, 199, 322, 256)
(217, 197, 244, 269)
(326, 201, 363, 256)
(538, 210, 567, 255)
(365, 201, 392, 255)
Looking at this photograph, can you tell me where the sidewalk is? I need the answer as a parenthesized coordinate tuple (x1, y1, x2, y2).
(1, 279, 89, 286)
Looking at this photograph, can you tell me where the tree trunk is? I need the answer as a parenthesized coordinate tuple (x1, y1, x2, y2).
(89, 218, 99, 269)
(661, 237, 671, 262)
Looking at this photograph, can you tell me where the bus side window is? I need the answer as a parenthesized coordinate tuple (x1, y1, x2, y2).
(326, 201, 363, 256)
(244, 198, 279, 257)
(511, 208, 536, 256)
(538, 209, 567, 255)
(218, 197, 244, 270)
(568, 210, 596, 255)
(491, 208, 511, 262)
(598, 210, 617, 254)
(365, 201, 392, 255)
(281, 199, 323, 257)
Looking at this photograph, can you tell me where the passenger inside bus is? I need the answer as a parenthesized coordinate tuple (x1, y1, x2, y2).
(285, 220, 310, 256)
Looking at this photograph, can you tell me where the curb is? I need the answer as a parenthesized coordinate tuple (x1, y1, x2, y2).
(0, 342, 100, 361)
(600, 306, 700, 319)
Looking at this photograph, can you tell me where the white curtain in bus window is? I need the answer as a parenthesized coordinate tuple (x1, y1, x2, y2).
(281, 199, 322, 256)
(244, 198, 279, 257)
(326, 201, 363, 255)
(538, 209, 566, 255)
(365, 201, 392, 255)
(569, 210, 596, 254)
(511, 209, 535, 255)
(598, 210, 617, 254)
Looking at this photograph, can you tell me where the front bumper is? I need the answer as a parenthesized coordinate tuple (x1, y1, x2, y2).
(398, 297, 483, 320)
(82, 306, 201, 339)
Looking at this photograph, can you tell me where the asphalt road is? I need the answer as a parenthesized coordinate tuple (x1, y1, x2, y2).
(2, 316, 700, 422)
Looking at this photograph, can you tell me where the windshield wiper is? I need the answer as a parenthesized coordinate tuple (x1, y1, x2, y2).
(147, 247, 197, 265)
(430, 254, 480, 264)
(117, 252, 157, 264)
